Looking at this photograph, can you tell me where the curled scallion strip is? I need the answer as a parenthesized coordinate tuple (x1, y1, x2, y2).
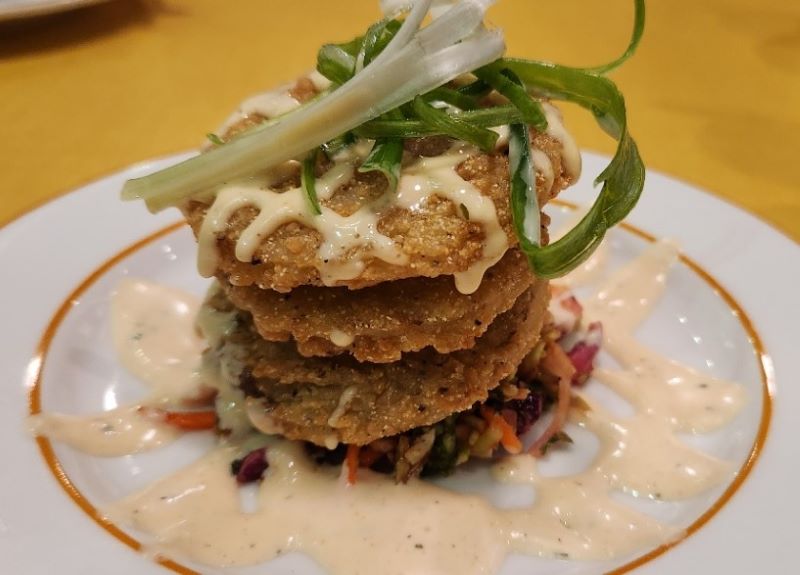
(355, 106, 523, 138)
(121, 0, 504, 212)
(411, 97, 498, 151)
(316, 44, 356, 85)
(358, 19, 402, 71)
(508, 123, 540, 252)
(301, 150, 322, 216)
(359, 104, 405, 192)
(423, 86, 480, 110)
(502, 57, 645, 277)
(581, 0, 645, 75)
(359, 138, 404, 191)
(458, 78, 492, 98)
(473, 63, 547, 130)
(121, 0, 647, 283)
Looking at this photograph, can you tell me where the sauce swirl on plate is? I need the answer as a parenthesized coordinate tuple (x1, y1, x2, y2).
(31, 240, 747, 574)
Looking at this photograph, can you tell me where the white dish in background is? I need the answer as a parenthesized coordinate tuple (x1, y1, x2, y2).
(0, 152, 797, 574)
(0, 0, 108, 21)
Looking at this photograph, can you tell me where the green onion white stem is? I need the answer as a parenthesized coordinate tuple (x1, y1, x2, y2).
(121, 0, 503, 213)
(121, 0, 647, 282)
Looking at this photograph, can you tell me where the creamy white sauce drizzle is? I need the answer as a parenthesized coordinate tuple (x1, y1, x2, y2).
(198, 142, 514, 294)
(216, 83, 301, 136)
(196, 157, 409, 286)
(245, 397, 285, 436)
(241, 89, 301, 118)
(396, 144, 508, 294)
(532, 149, 555, 196)
(29, 281, 217, 455)
(490, 125, 510, 148)
(105, 441, 510, 573)
(111, 279, 207, 405)
(329, 329, 355, 347)
(327, 386, 358, 428)
(582, 242, 747, 433)
(202, 92, 581, 295)
(308, 70, 333, 92)
(29, 405, 181, 457)
(541, 102, 581, 181)
(45, 240, 744, 574)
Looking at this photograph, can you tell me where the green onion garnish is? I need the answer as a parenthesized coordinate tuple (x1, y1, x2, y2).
(121, 0, 647, 282)
(206, 133, 225, 146)
(502, 58, 645, 277)
(301, 150, 322, 216)
(473, 63, 547, 131)
(359, 105, 404, 191)
(358, 18, 402, 71)
(581, 0, 645, 75)
(359, 137, 404, 192)
(355, 106, 524, 139)
(316, 44, 356, 86)
(321, 132, 356, 158)
(411, 97, 498, 152)
(121, 0, 504, 212)
(508, 122, 540, 252)
(423, 87, 480, 111)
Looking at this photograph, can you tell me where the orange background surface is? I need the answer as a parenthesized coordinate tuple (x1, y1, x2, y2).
(1, 0, 798, 241)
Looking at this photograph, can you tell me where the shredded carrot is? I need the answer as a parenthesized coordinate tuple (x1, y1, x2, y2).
(494, 414, 523, 454)
(480, 406, 522, 455)
(346, 445, 360, 485)
(139, 407, 217, 431)
(164, 410, 217, 430)
(528, 343, 575, 456)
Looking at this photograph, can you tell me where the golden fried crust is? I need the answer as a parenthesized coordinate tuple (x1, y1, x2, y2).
(221, 248, 535, 363)
(205, 280, 550, 446)
(182, 130, 570, 292)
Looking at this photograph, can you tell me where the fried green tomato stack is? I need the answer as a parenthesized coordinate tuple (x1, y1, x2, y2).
(190, 85, 575, 479)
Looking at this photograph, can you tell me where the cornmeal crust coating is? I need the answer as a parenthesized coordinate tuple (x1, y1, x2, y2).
(200, 280, 549, 446)
(182, 131, 569, 292)
(220, 248, 536, 363)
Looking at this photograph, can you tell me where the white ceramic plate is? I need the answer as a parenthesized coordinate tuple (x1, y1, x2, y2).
(0, 0, 108, 21)
(1, 152, 798, 574)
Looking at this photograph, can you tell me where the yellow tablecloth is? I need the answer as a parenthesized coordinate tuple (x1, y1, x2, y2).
(1, 0, 798, 241)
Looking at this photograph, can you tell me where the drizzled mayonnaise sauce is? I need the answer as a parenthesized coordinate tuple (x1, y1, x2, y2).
(28, 404, 181, 457)
(395, 143, 508, 294)
(196, 92, 580, 295)
(29, 280, 211, 455)
(111, 278, 207, 405)
(30, 239, 748, 574)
